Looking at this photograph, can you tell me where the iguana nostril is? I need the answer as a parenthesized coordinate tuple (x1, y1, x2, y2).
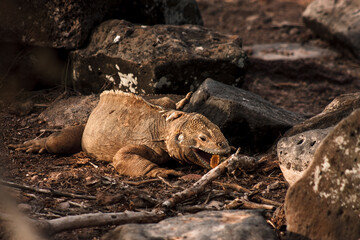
(218, 142, 226, 148)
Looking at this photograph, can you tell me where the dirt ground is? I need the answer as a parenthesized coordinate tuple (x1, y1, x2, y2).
(1, 0, 360, 239)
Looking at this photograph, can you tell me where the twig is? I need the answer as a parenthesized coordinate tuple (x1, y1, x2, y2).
(213, 181, 251, 194)
(255, 196, 282, 207)
(157, 176, 183, 189)
(0, 180, 96, 200)
(225, 197, 275, 210)
(162, 149, 249, 208)
(1, 211, 166, 236)
(88, 161, 99, 169)
(122, 179, 161, 186)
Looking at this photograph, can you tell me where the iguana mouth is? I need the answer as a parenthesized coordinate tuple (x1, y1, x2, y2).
(192, 148, 224, 169)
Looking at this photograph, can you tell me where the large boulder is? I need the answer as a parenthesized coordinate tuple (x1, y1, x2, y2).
(70, 20, 247, 94)
(277, 127, 332, 185)
(285, 92, 360, 137)
(278, 92, 360, 185)
(0, 0, 203, 49)
(285, 109, 360, 240)
(302, 0, 360, 59)
(183, 78, 304, 152)
(103, 210, 277, 240)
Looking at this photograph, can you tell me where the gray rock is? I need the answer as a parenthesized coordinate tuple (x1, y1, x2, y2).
(39, 94, 99, 127)
(302, 0, 360, 59)
(277, 127, 332, 185)
(102, 210, 277, 240)
(0, 0, 203, 49)
(245, 43, 338, 61)
(183, 78, 305, 152)
(285, 92, 360, 137)
(70, 20, 247, 94)
(285, 109, 360, 240)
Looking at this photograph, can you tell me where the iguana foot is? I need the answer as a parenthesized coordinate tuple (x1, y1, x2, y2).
(8, 138, 47, 154)
(176, 92, 192, 110)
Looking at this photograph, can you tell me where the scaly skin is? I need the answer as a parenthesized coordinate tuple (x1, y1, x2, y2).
(9, 90, 230, 177)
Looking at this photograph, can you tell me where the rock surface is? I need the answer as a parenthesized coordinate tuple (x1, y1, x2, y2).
(183, 78, 305, 152)
(0, 0, 202, 49)
(285, 109, 360, 240)
(38, 94, 98, 127)
(302, 0, 360, 59)
(245, 43, 337, 61)
(103, 210, 277, 240)
(70, 20, 247, 94)
(285, 92, 360, 137)
(277, 127, 332, 185)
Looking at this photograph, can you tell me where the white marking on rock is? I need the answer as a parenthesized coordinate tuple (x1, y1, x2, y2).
(117, 72, 138, 93)
(195, 46, 204, 51)
(115, 64, 120, 71)
(105, 75, 115, 83)
(88, 65, 93, 71)
(313, 165, 321, 192)
(114, 35, 121, 43)
(322, 156, 331, 172)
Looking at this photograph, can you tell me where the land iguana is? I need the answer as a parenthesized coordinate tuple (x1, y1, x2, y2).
(9, 90, 231, 177)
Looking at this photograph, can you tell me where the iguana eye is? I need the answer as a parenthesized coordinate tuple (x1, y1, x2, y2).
(177, 134, 184, 142)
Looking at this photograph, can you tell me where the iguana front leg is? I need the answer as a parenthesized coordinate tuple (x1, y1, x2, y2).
(112, 144, 182, 177)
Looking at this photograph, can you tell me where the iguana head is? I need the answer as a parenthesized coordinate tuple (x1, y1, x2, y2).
(165, 111, 231, 169)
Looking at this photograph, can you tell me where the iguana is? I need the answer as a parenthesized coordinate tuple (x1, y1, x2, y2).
(9, 90, 231, 177)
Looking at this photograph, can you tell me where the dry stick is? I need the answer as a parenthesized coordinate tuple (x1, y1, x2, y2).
(122, 179, 161, 186)
(0, 180, 96, 200)
(225, 197, 275, 210)
(213, 181, 251, 194)
(1, 211, 165, 236)
(37, 211, 165, 235)
(157, 176, 183, 190)
(256, 196, 282, 207)
(162, 149, 247, 209)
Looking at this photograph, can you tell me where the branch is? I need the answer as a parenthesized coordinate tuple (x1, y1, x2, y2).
(0, 180, 96, 200)
(37, 211, 165, 235)
(162, 149, 255, 208)
(1, 211, 166, 236)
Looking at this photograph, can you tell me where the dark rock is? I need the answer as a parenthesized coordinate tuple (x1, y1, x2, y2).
(38, 94, 98, 127)
(70, 20, 247, 94)
(0, 0, 203, 49)
(183, 79, 305, 152)
(285, 92, 360, 137)
(0, 43, 66, 100)
(302, 0, 360, 59)
(102, 210, 277, 240)
(285, 109, 360, 240)
(277, 127, 332, 185)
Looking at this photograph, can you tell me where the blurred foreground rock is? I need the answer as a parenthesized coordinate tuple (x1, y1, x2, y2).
(0, 0, 202, 49)
(303, 0, 360, 59)
(103, 210, 276, 240)
(277, 127, 332, 185)
(184, 78, 304, 152)
(70, 20, 247, 94)
(285, 109, 360, 240)
(278, 92, 360, 185)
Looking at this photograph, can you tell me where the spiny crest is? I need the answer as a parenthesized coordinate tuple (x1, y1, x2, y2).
(100, 90, 166, 112)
